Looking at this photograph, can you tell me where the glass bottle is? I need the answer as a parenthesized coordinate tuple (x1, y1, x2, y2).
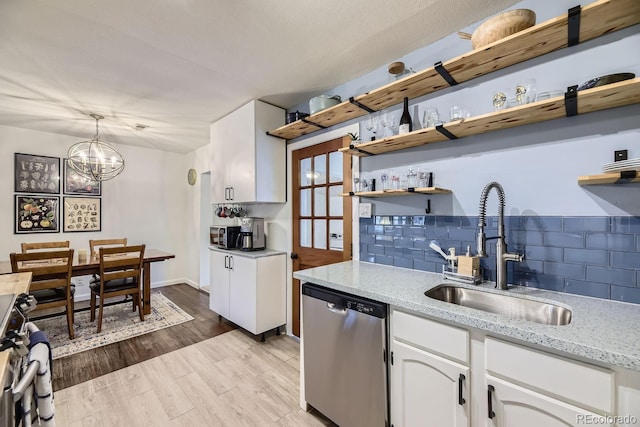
(398, 97, 412, 134)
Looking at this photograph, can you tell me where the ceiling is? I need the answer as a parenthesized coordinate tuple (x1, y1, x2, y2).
(0, 0, 520, 153)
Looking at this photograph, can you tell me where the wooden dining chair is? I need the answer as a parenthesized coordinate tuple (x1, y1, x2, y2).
(89, 238, 127, 258)
(10, 249, 75, 339)
(21, 241, 70, 253)
(90, 245, 145, 333)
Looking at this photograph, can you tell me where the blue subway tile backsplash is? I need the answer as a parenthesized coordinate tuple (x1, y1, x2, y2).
(543, 231, 584, 248)
(586, 265, 636, 287)
(360, 215, 640, 304)
(610, 217, 640, 233)
(611, 285, 640, 304)
(586, 233, 635, 251)
(564, 248, 608, 266)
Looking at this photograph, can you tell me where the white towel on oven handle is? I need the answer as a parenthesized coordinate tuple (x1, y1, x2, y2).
(27, 323, 55, 427)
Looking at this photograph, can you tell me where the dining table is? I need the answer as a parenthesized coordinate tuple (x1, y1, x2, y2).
(0, 249, 175, 316)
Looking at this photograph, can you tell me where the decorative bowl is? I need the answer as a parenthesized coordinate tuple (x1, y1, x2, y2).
(471, 9, 536, 49)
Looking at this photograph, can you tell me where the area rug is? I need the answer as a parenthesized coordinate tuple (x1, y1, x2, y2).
(33, 293, 194, 360)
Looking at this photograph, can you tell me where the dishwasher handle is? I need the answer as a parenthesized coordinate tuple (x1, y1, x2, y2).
(326, 302, 348, 314)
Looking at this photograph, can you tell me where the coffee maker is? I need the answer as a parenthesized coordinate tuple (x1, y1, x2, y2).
(237, 217, 265, 251)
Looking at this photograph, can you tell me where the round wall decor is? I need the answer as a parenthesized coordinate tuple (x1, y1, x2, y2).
(187, 168, 197, 185)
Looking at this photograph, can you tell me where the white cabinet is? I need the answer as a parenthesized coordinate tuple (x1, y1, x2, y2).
(210, 99, 285, 204)
(209, 251, 230, 318)
(390, 308, 629, 427)
(391, 340, 470, 427)
(390, 309, 470, 427)
(487, 376, 608, 427)
(209, 250, 286, 337)
(484, 337, 614, 415)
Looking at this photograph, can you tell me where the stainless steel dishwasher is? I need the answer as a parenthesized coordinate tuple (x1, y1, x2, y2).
(302, 283, 388, 427)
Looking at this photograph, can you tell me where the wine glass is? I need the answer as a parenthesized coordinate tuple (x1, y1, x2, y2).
(353, 176, 360, 193)
(370, 112, 380, 140)
(365, 115, 375, 140)
(387, 111, 397, 136)
(379, 110, 389, 137)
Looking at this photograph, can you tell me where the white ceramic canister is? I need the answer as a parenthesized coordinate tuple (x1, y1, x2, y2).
(309, 95, 341, 114)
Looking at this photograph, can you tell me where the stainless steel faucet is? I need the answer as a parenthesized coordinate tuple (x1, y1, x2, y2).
(476, 182, 524, 290)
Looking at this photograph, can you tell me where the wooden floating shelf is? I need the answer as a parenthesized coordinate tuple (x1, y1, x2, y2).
(341, 187, 451, 198)
(340, 78, 640, 157)
(578, 172, 640, 186)
(268, 0, 640, 141)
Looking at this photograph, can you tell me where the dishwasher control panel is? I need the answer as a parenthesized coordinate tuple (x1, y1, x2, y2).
(302, 282, 387, 319)
(346, 300, 375, 315)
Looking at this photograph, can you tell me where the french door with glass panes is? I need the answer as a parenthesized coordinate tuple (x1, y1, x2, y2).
(291, 136, 352, 337)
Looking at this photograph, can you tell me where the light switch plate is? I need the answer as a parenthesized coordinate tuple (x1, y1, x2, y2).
(359, 203, 372, 218)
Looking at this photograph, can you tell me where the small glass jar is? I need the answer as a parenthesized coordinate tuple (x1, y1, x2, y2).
(380, 170, 390, 190)
(417, 168, 428, 188)
(406, 167, 417, 188)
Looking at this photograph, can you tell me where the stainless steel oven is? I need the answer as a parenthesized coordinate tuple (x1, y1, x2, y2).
(0, 293, 41, 427)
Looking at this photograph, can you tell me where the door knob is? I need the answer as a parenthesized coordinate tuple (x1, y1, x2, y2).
(290, 252, 298, 260)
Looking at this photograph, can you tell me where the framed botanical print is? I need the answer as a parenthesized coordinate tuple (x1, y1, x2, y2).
(14, 153, 60, 194)
(63, 197, 101, 232)
(15, 195, 60, 233)
(63, 158, 101, 196)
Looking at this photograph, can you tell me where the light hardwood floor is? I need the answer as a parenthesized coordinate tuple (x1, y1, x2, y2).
(54, 328, 334, 426)
(50, 284, 235, 390)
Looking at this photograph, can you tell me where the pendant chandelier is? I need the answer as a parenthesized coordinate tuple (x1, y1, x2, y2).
(67, 114, 125, 181)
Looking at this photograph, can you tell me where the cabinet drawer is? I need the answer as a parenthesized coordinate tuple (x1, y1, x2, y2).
(392, 309, 468, 364)
(486, 337, 614, 413)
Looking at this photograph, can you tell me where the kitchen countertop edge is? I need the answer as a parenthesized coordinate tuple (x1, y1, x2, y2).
(294, 261, 640, 372)
(208, 246, 286, 258)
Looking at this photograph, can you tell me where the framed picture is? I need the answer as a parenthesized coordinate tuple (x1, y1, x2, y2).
(63, 197, 101, 232)
(15, 195, 60, 234)
(14, 153, 60, 194)
(63, 159, 101, 196)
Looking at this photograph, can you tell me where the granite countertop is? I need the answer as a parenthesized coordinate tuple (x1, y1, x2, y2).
(208, 247, 286, 259)
(294, 261, 640, 372)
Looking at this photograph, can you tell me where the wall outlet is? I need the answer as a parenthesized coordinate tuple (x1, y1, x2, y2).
(359, 203, 372, 218)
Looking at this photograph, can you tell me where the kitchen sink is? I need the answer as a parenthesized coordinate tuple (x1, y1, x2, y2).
(425, 285, 572, 326)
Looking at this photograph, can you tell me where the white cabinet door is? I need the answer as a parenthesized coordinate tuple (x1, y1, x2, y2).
(223, 102, 256, 204)
(391, 340, 470, 427)
(228, 255, 257, 333)
(486, 376, 611, 427)
(254, 254, 286, 333)
(209, 120, 228, 203)
(209, 100, 284, 204)
(252, 101, 286, 203)
(209, 251, 230, 318)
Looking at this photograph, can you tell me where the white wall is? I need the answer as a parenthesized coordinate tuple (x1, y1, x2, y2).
(184, 143, 211, 288)
(199, 172, 211, 288)
(1, 124, 190, 300)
